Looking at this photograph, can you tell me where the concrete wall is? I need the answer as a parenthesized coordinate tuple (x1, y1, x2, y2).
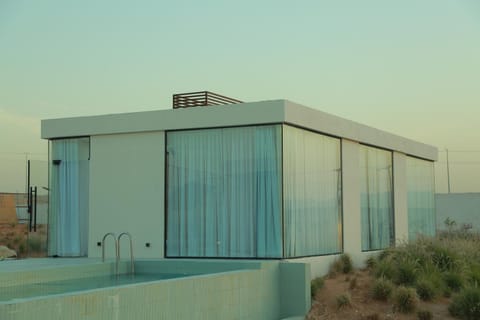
(436, 193, 480, 232)
(88, 132, 165, 259)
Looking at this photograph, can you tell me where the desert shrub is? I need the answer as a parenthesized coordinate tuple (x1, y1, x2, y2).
(415, 278, 437, 301)
(417, 309, 433, 320)
(330, 253, 353, 275)
(393, 286, 417, 313)
(444, 272, 464, 292)
(310, 277, 325, 297)
(335, 293, 351, 309)
(467, 264, 480, 286)
(448, 286, 480, 319)
(378, 248, 394, 261)
(340, 254, 353, 273)
(371, 277, 393, 301)
(365, 256, 377, 270)
(374, 260, 395, 280)
(431, 245, 458, 272)
(394, 260, 418, 285)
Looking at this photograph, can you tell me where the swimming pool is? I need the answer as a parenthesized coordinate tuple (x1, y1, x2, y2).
(1, 272, 191, 302)
(0, 259, 310, 319)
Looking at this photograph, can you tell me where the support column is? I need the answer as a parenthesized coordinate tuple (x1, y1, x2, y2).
(393, 152, 408, 244)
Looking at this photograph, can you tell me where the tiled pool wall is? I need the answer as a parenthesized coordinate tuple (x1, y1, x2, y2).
(0, 259, 310, 320)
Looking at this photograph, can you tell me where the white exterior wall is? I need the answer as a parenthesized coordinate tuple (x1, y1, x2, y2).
(393, 152, 408, 243)
(341, 139, 362, 264)
(41, 99, 437, 270)
(88, 132, 165, 259)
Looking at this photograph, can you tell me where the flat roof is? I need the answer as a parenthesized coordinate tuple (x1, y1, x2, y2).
(41, 99, 437, 161)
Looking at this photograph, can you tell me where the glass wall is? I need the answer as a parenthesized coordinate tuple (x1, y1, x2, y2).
(166, 125, 282, 258)
(48, 137, 90, 257)
(283, 125, 342, 257)
(407, 157, 435, 239)
(360, 145, 394, 251)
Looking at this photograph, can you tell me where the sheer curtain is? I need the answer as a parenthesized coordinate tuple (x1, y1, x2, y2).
(283, 126, 342, 257)
(360, 145, 394, 251)
(49, 138, 89, 257)
(407, 157, 435, 239)
(166, 125, 282, 258)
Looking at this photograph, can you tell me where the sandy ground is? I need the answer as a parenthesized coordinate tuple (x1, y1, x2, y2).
(307, 269, 455, 320)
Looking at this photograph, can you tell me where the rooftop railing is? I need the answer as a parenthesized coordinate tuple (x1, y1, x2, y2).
(172, 91, 243, 109)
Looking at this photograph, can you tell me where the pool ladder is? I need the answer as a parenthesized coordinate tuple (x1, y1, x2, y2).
(101, 232, 135, 275)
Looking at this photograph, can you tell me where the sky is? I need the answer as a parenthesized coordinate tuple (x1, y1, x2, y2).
(0, 0, 479, 193)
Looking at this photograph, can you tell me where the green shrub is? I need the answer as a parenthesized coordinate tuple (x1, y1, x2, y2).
(449, 286, 480, 319)
(444, 272, 464, 292)
(330, 253, 354, 275)
(378, 248, 393, 261)
(371, 277, 393, 301)
(416, 278, 437, 301)
(417, 310, 433, 320)
(393, 286, 418, 313)
(431, 246, 457, 272)
(468, 264, 480, 286)
(340, 254, 353, 273)
(335, 293, 351, 309)
(365, 256, 377, 270)
(311, 277, 324, 297)
(394, 260, 418, 285)
(374, 260, 395, 280)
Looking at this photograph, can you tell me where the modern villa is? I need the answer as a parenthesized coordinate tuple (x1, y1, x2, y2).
(4, 92, 437, 319)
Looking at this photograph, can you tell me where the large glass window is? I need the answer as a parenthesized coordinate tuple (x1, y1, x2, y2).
(166, 125, 282, 258)
(360, 145, 394, 251)
(49, 137, 90, 257)
(283, 126, 342, 257)
(407, 157, 435, 239)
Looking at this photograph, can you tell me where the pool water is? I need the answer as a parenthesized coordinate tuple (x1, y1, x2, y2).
(1, 273, 189, 302)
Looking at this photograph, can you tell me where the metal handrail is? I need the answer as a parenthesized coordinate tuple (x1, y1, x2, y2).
(118, 232, 135, 275)
(101, 232, 118, 275)
(101, 232, 117, 262)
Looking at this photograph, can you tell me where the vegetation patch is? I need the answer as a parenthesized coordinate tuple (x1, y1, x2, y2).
(393, 286, 418, 313)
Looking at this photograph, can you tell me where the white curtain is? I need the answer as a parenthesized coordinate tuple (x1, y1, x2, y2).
(359, 145, 394, 251)
(283, 126, 342, 257)
(407, 157, 435, 239)
(49, 138, 89, 257)
(166, 126, 282, 258)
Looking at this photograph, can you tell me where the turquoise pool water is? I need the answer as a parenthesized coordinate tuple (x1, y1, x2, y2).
(1, 273, 190, 302)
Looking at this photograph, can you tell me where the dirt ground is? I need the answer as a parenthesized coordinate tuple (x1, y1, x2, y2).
(0, 222, 47, 258)
(307, 269, 455, 320)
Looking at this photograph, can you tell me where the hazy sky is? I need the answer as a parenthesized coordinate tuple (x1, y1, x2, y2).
(1, 0, 479, 193)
